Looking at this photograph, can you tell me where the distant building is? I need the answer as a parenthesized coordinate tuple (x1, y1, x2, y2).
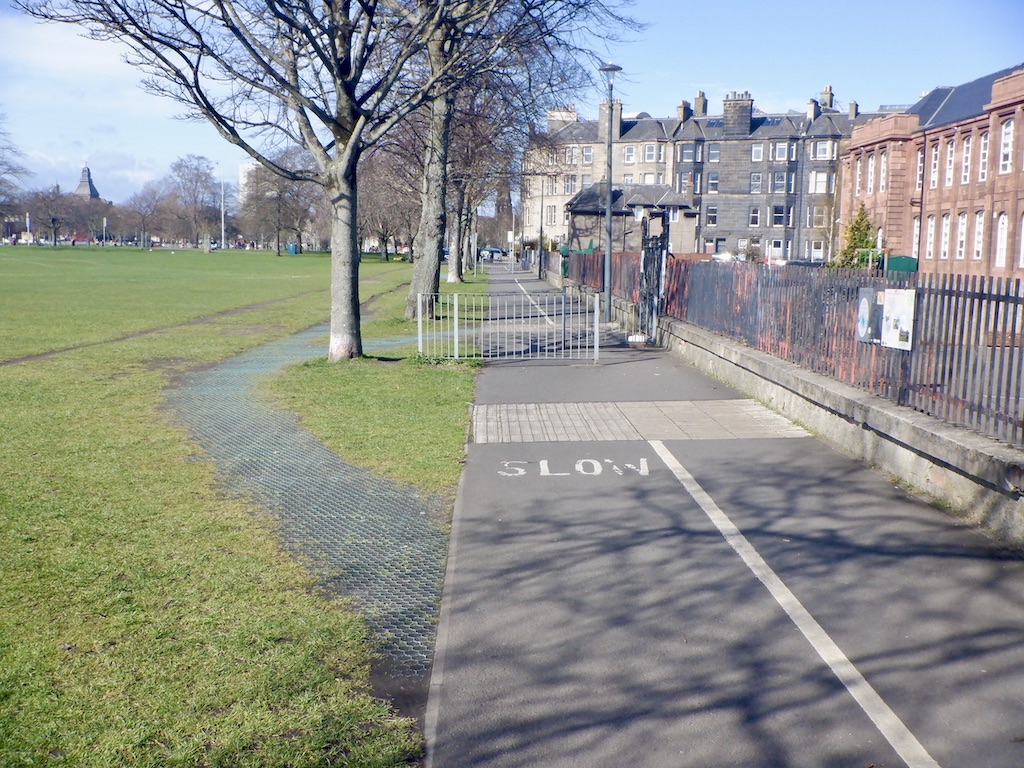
(73, 165, 101, 199)
(840, 63, 1024, 276)
(523, 87, 880, 262)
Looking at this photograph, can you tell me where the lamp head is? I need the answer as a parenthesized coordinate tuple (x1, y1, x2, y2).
(599, 62, 622, 87)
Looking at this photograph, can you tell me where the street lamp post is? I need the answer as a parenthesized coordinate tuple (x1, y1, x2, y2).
(600, 62, 621, 323)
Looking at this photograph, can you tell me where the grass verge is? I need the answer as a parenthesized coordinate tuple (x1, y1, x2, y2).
(0, 246, 478, 766)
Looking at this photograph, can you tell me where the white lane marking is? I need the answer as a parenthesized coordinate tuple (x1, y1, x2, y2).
(649, 439, 941, 768)
(514, 278, 557, 326)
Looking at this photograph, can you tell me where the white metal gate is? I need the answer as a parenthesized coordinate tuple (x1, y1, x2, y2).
(416, 291, 601, 361)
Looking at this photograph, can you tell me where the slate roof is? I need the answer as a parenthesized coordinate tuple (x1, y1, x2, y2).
(910, 63, 1024, 129)
(566, 182, 693, 216)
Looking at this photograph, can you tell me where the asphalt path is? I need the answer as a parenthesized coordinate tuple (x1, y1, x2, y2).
(426, 322, 1024, 767)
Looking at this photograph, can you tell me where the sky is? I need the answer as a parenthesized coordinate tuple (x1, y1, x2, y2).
(2, 0, 1023, 204)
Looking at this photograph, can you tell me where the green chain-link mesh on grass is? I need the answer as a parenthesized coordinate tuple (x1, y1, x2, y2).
(167, 324, 446, 678)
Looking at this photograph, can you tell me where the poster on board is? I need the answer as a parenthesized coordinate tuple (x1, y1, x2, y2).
(881, 289, 915, 351)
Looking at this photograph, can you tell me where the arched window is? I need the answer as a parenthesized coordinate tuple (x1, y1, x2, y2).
(974, 211, 985, 259)
(956, 212, 967, 260)
(995, 212, 1008, 267)
(925, 215, 935, 260)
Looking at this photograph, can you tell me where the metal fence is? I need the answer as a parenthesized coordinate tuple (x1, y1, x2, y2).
(660, 261, 1024, 449)
(416, 291, 600, 361)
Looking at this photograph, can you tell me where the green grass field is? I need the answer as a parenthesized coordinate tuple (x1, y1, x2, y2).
(0, 245, 480, 766)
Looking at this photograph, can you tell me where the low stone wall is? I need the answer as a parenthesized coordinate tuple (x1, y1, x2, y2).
(658, 317, 1024, 549)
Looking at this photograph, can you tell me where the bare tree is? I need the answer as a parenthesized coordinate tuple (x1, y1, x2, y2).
(123, 181, 167, 247)
(162, 154, 218, 248)
(0, 113, 29, 224)
(240, 147, 323, 255)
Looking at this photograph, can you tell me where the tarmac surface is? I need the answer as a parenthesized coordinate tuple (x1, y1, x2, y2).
(425, 268, 1024, 768)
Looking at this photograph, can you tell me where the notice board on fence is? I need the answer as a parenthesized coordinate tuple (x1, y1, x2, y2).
(880, 289, 915, 351)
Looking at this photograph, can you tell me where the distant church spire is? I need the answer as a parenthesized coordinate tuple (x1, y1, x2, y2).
(73, 164, 101, 199)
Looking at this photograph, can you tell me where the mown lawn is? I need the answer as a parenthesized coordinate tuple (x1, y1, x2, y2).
(0, 245, 480, 766)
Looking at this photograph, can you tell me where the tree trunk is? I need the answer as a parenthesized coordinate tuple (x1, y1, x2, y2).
(447, 181, 466, 284)
(406, 92, 454, 319)
(327, 159, 363, 361)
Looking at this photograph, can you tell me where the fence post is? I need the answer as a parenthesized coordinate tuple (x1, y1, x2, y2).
(454, 294, 460, 360)
(594, 293, 601, 362)
(417, 293, 424, 356)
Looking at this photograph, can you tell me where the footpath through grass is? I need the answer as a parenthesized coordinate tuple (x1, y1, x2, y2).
(0, 246, 481, 767)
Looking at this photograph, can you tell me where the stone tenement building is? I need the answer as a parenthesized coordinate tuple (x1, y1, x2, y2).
(841, 63, 1024, 277)
(523, 86, 881, 261)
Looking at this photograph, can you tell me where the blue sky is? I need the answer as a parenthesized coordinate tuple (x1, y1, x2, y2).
(2, 0, 1023, 204)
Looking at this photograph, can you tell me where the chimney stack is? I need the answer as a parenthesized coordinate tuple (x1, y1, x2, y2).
(807, 99, 821, 121)
(849, 100, 859, 119)
(677, 99, 693, 123)
(819, 85, 835, 110)
(693, 90, 708, 117)
(723, 90, 754, 136)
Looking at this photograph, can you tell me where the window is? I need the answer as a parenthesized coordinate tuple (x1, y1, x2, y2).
(669, 208, 679, 223)
(706, 206, 718, 226)
(956, 212, 967, 260)
(693, 172, 701, 194)
(810, 240, 825, 260)
(925, 215, 935, 259)
(867, 155, 875, 194)
(696, 143, 703, 162)
(807, 205, 827, 228)
(770, 239, 784, 258)
(563, 175, 577, 195)
(644, 144, 656, 162)
(622, 174, 634, 184)
(911, 217, 920, 258)
(581, 174, 592, 187)
(680, 144, 694, 163)
(771, 141, 789, 161)
(945, 140, 955, 186)
(879, 152, 887, 193)
(749, 207, 760, 226)
(855, 158, 862, 195)
(657, 173, 664, 185)
(643, 172, 655, 185)
(929, 143, 939, 188)
(814, 140, 832, 159)
(524, 206, 532, 226)
(940, 213, 950, 259)
(678, 172, 689, 193)
(751, 144, 763, 162)
(788, 172, 795, 193)
(708, 143, 720, 162)
(916, 149, 924, 191)
(545, 205, 557, 226)
(564, 146, 578, 165)
(974, 211, 985, 259)
(996, 212, 1008, 267)
(809, 171, 828, 194)
(750, 172, 762, 193)
(960, 136, 971, 184)
(658, 145, 665, 162)
(772, 172, 786, 194)
(999, 119, 1014, 174)
(772, 205, 786, 227)
(582, 146, 593, 165)
(545, 175, 557, 195)
(623, 145, 635, 163)
(707, 172, 719, 193)
(979, 132, 989, 181)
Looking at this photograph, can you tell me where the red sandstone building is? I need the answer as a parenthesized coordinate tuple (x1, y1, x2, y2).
(840, 64, 1024, 276)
